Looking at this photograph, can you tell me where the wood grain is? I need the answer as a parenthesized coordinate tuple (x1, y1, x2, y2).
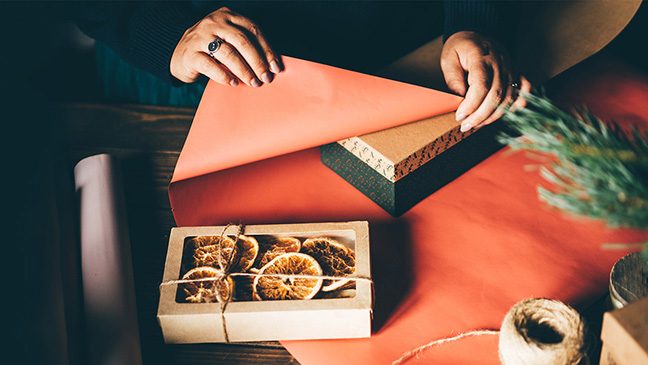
(57, 103, 298, 364)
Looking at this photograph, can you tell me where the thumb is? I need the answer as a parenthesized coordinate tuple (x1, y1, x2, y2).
(441, 53, 467, 96)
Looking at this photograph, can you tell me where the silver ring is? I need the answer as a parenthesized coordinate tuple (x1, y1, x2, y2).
(510, 82, 520, 89)
(207, 38, 224, 58)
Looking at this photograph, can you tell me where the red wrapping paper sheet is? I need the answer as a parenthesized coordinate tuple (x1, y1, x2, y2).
(171, 56, 461, 183)
(168, 57, 647, 364)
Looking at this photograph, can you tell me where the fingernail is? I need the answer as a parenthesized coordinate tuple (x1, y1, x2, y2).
(456, 111, 466, 121)
(229, 79, 238, 87)
(270, 60, 281, 73)
(261, 71, 273, 84)
(460, 122, 472, 132)
(251, 78, 262, 88)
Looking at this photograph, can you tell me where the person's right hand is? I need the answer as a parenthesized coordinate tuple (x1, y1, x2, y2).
(171, 7, 282, 87)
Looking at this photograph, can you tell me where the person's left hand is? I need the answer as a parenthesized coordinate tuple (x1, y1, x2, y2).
(441, 31, 532, 132)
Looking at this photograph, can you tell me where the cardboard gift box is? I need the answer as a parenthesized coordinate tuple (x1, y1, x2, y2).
(600, 296, 648, 365)
(157, 221, 372, 343)
(321, 112, 504, 216)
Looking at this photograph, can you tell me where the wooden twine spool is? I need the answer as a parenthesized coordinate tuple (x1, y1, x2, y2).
(499, 298, 591, 365)
(609, 252, 648, 309)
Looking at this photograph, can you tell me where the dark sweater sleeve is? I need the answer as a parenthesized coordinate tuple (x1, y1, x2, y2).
(443, 0, 504, 42)
(74, 2, 199, 83)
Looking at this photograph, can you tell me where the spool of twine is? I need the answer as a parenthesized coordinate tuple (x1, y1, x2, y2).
(499, 299, 590, 365)
(393, 298, 591, 365)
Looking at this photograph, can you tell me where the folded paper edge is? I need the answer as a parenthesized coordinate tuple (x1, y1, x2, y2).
(169, 56, 462, 184)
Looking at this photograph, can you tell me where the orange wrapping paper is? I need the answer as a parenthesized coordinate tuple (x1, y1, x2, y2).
(171, 56, 461, 183)
(168, 57, 647, 364)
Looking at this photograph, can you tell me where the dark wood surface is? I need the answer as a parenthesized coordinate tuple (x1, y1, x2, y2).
(57, 103, 299, 365)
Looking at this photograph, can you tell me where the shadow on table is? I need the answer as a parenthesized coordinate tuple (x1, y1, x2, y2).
(571, 291, 612, 364)
(119, 153, 172, 364)
(369, 219, 414, 333)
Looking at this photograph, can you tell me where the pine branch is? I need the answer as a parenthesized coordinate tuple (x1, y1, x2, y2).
(498, 93, 648, 244)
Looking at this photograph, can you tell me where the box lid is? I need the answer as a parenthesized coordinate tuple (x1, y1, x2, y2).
(337, 112, 471, 182)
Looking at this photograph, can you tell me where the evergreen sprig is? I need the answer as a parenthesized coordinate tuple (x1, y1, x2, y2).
(498, 93, 648, 256)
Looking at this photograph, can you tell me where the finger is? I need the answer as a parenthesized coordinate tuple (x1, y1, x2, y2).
(194, 52, 239, 86)
(456, 61, 491, 122)
(460, 63, 506, 132)
(474, 76, 514, 129)
(173, 65, 201, 84)
(441, 51, 467, 96)
(219, 24, 273, 84)
(229, 17, 283, 74)
(212, 41, 261, 87)
(511, 76, 532, 111)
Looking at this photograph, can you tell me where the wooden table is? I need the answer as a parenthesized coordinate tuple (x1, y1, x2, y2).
(58, 103, 299, 364)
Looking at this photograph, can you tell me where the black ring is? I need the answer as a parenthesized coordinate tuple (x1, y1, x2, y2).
(208, 38, 223, 56)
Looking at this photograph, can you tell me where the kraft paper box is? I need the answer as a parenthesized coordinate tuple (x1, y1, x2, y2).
(600, 297, 648, 365)
(321, 112, 504, 216)
(157, 221, 372, 343)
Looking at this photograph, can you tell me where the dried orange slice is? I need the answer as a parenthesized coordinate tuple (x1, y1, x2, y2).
(257, 236, 302, 267)
(253, 253, 323, 300)
(192, 236, 239, 270)
(192, 235, 259, 272)
(301, 237, 355, 292)
(181, 266, 234, 303)
(235, 235, 259, 272)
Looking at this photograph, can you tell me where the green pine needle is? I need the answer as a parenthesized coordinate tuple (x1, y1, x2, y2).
(498, 93, 648, 255)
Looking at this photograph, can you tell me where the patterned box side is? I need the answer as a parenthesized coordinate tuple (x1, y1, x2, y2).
(337, 137, 397, 182)
(320, 143, 397, 215)
(338, 127, 473, 183)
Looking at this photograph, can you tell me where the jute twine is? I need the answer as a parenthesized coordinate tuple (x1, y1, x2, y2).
(393, 298, 591, 365)
(499, 298, 590, 365)
(159, 224, 373, 342)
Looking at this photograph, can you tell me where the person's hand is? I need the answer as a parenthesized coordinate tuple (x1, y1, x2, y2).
(171, 7, 282, 87)
(441, 31, 531, 132)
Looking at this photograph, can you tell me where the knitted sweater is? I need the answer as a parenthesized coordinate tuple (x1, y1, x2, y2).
(74, 1, 504, 83)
